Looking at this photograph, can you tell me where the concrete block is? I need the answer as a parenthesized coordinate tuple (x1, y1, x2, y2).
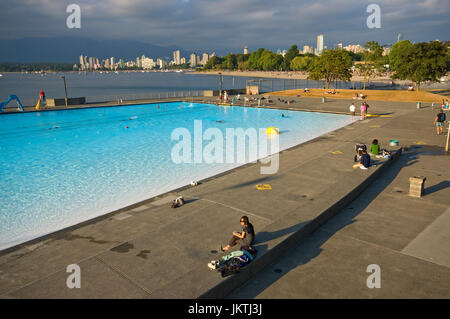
(409, 176, 426, 198)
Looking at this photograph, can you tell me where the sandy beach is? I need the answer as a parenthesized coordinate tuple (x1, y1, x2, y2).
(190, 70, 403, 83)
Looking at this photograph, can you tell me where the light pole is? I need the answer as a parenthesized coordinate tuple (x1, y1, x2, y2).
(445, 121, 450, 152)
(219, 72, 223, 102)
(61, 75, 68, 107)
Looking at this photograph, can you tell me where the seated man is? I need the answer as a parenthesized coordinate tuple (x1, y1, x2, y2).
(353, 149, 371, 170)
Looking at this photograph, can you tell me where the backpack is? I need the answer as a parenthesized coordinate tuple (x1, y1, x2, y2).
(438, 113, 446, 122)
(355, 143, 367, 153)
(170, 196, 185, 208)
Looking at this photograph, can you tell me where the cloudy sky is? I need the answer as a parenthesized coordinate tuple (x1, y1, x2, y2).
(1, 0, 449, 53)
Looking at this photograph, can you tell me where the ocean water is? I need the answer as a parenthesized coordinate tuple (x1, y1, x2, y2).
(0, 71, 392, 107)
(0, 72, 257, 106)
(0, 102, 357, 250)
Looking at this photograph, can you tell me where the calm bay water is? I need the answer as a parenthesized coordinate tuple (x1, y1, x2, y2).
(0, 71, 259, 106)
(0, 70, 404, 107)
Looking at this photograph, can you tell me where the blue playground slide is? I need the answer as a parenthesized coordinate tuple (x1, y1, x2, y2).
(0, 95, 24, 112)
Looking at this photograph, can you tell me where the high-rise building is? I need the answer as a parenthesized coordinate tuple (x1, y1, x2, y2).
(190, 53, 197, 67)
(343, 44, 364, 54)
(302, 45, 313, 54)
(397, 33, 403, 43)
(337, 43, 343, 49)
(110, 57, 115, 69)
(157, 58, 166, 69)
(201, 53, 209, 65)
(173, 50, 181, 65)
(181, 57, 186, 64)
(316, 34, 324, 55)
(141, 56, 156, 69)
(79, 55, 85, 70)
(244, 46, 248, 55)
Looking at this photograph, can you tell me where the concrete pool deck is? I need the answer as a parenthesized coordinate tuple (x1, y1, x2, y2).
(0, 95, 449, 298)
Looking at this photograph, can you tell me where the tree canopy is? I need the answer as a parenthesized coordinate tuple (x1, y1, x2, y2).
(307, 49, 353, 89)
(290, 56, 313, 71)
(389, 40, 449, 89)
(356, 41, 386, 89)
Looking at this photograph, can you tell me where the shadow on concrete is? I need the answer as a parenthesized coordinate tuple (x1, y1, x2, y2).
(424, 181, 450, 196)
(252, 221, 311, 255)
(228, 152, 417, 299)
(226, 176, 279, 191)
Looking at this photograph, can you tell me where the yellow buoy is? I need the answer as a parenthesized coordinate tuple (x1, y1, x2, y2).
(266, 127, 280, 135)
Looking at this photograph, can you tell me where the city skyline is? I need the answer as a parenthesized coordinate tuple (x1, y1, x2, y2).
(75, 33, 399, 71)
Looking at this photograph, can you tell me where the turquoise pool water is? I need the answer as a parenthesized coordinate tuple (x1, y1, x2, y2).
(0, 102, 356, 250)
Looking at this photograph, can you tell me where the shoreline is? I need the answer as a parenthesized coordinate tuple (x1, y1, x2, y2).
(189, 70, 405, 84)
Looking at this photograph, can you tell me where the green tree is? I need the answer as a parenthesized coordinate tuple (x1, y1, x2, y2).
(282, 45, 300, 71)
(204, 55, 224, 70)
(224, 53, 237, 70)
(290, 56, 313, 71)
(307, 49, 353, 89)
(390, 41, 449, 90)
(357, 41, 385, 90)
(260, 51, 283, 70)
(389, 40, 413, 74)
(247, 48, 265, 70)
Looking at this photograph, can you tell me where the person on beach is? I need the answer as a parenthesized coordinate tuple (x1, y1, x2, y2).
(360, 102, 367, 120)
(349, 103, 356, 120)
(353, 149, 371, 170)
(434, 109, 446, 135)
(221, 216, 255, 252)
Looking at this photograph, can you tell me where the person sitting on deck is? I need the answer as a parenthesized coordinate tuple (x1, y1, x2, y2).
(370, 139, 380, 155)
(353, 149, 371, 170)
(221, 216, 255, 252)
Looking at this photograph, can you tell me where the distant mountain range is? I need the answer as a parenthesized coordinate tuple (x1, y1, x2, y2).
(0, 37, 193, 63)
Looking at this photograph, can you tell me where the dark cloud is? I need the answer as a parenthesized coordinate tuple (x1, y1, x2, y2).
(1, 0, 449, 53)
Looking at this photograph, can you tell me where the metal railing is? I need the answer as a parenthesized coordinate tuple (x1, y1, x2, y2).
(14, 90, 205, 107)
(85, 90, 204, 104)
(246, 78, 411, 93)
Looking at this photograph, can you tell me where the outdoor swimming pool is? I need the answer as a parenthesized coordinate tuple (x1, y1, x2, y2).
(0, 102, 357, 250)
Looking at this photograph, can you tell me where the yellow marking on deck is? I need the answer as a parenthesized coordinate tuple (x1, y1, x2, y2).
(256, 184, 272, 190)
(414, 141, 427, 145)
(330, 150, 343, 155)
(367, 114, 392, 118)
